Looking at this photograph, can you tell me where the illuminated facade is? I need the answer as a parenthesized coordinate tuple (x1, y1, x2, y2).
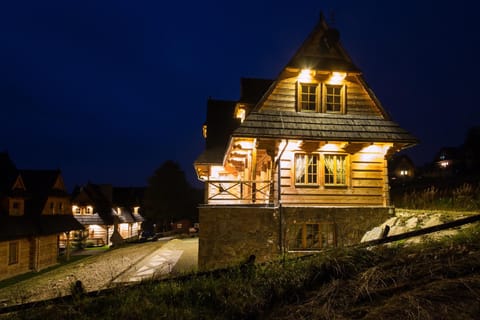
(195, 14, 417, 269)
(71, 183, 144, 246)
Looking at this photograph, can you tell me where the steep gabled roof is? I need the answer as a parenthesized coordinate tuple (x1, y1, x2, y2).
(0, 152, 18, 194)
(19, 169, 68, 215)
(72, 183, 145, 225)
(239, 78, 274, 105)
(0, 215, 83, 241)
(285, 13, 360, 73)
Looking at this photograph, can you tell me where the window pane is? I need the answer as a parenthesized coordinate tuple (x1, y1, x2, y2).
(324, 155, 346, 185)
(300, 84, 317, 111)
(325, 85, 342, 113)
(295, 155, 306, 183)
(9, 242, 18, 265)
(295, 154, 318, 185)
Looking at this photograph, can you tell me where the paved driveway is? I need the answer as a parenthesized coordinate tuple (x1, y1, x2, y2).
(114, 237, 198, 283)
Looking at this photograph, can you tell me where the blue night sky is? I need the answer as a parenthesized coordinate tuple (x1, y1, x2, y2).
(0, 1, 478, 190)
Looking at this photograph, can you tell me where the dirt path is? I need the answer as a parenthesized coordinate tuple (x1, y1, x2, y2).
(0, 241, 166, 306)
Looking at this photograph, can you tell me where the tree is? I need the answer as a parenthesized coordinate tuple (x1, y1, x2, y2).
(143, 161, 198, 232)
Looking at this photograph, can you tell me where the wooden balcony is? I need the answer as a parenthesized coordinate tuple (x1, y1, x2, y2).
(206, 180, 273, 205)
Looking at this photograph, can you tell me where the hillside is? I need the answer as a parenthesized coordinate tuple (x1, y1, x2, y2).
(3, 211, 480, 320)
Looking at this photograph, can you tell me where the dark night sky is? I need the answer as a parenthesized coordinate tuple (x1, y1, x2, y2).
(1, 1, 479, 191)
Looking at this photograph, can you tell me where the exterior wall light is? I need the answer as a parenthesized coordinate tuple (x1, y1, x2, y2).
(328, 72, 347, 84)
(298, 69, 314, 82)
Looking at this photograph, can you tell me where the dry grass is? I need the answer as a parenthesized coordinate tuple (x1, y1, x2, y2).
(4, 223, 480, 319)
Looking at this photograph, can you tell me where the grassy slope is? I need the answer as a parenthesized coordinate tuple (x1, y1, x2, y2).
(6, 223, 480, 320)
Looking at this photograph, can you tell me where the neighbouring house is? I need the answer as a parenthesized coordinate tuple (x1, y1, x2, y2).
(194, 15, 418, 270)
(389, 154, 416, 182)
(71, 183, 144, 246)
(0, 153, 84, 281)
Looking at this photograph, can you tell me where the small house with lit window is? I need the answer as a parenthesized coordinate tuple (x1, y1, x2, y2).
(0, 153, 83, 281)
(71, 183, 144, 246)
(194, 15, 418, 269)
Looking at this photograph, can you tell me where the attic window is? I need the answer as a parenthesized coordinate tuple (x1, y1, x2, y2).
(298, 83, 318, 112)
(324, 85, 343, 113)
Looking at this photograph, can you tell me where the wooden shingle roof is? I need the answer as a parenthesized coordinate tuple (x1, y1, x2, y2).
(232, 110, 417, 145)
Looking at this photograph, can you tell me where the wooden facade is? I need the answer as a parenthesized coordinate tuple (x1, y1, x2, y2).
(71, 183, 144, 246)
(0, 153, 83, 281)
(195, 15, 417, 269)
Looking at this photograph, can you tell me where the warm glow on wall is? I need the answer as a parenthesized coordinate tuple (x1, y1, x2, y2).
(210, 165, 225, 179)
(358, 144, 392, 162)
(234, 140, 254, 150)
(235, 106, 246, 123)
(89, 225, 104, 233)
(298, 69, 314, 82)
(328, 72, 346, 84)
(72, 205, 78, 214)
(320, 143, 342, 152)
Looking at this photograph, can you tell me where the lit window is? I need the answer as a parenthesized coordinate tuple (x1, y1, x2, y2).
(75, 207, 81, 214)
(9, 241, 19, 265)
(299, 83, 318, 112)
(290, 223, 336, 250)
(295, 154, 319, 185)
(324, 154, 347, 186)
(325, 85, 343, 113)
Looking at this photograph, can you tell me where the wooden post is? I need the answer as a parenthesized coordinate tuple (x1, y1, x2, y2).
(65, 232, 71, 261)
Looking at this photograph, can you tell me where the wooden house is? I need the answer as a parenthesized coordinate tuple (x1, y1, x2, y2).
(0, 153, 83, 281)
(71, 183, 144, 246)
(194, 15, 418, 269)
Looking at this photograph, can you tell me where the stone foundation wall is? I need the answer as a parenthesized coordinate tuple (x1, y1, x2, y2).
(198, 206, 279, 270)
(199, 205, 393, 270)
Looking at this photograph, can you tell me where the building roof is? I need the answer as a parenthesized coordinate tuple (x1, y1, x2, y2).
(233, 110, 417, 145)
(0, 152, 18, 195)
(71, 183, 145, 226)
(239, 78, 274, 104)
(0, 215, 83, 241)
(19, 169, 68, 216)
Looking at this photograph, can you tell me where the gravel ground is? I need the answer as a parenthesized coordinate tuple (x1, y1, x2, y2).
(0, 240, 166, 306)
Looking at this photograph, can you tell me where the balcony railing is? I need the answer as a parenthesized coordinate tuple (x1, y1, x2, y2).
(207, 180, 272, 204)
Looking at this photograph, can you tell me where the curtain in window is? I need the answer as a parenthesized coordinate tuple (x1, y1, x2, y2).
(324, 155, 335, 175)
(336, 156, 346, 184)
(295, 155, 306, 183)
